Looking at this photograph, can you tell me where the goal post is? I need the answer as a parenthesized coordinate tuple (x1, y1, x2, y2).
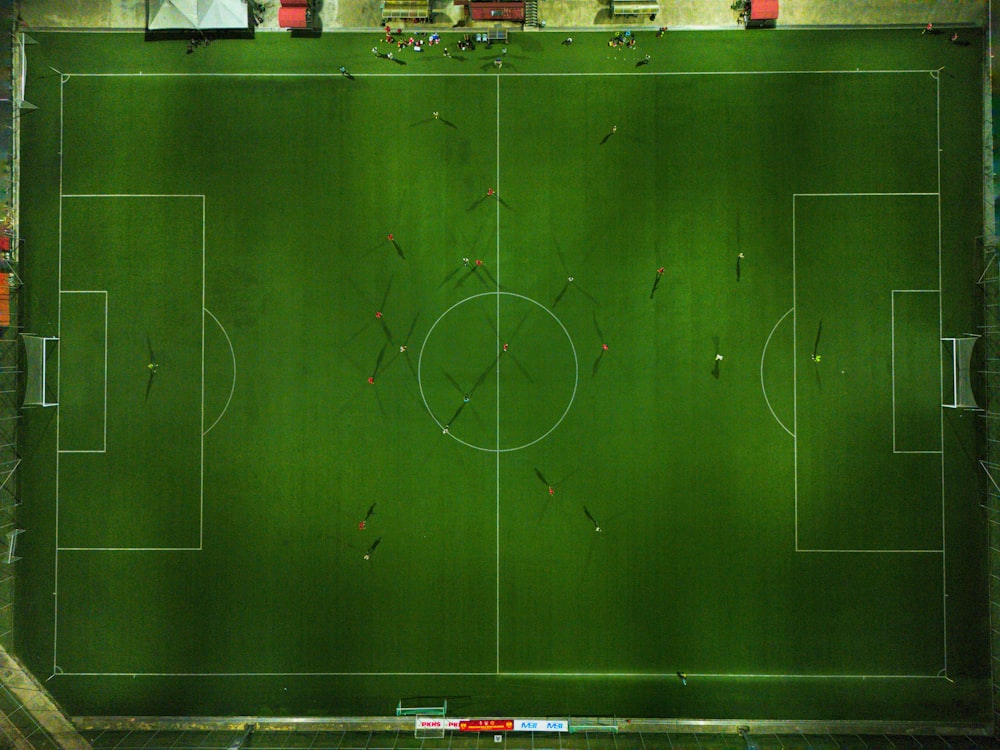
(22, 334, 58, 407)
(942, 335, 981, 409)
(397, 698, 446, 716)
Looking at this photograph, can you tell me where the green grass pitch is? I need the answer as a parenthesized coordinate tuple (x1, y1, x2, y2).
(14, 28, 990, 722)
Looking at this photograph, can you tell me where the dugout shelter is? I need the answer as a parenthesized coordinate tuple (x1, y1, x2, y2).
(611, 0, 660, 17)
(381, 0, 432, 22)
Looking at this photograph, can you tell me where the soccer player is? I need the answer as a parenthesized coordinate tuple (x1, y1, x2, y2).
(363, 537, 382, 560)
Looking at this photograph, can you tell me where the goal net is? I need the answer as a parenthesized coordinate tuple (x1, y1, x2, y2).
(942, 335, 980, 409)
(22, 335, 58, 407)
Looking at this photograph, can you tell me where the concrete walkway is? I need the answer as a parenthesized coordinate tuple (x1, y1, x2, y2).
(16, 0, 988, 33)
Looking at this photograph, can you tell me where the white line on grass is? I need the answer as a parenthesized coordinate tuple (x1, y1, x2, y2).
(63, 194, 204, 198)
(792, 194, 798, 551)
(53, 74, 65, 675)
(792, 193, 944, 555)
(760, 307, 795, 438)
(61, 69, 941, 78)
(58, 290, 108, 453)
(793, 192, 939, 197)
(937, 71, 948, 676)
(55, 195, 206, 554)
(495, 74, 501, 676)
(796, 548, 944, 554)
(202, 308, 236, 437)
(58, 547, 201, 552)
(51, 65, 952, 683)
(51, 670, 949, 679)
(891, 290, 942, 455)
(201, 196, 206, 550)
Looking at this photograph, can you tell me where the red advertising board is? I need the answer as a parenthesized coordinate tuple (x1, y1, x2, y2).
(459, 720, 514, 732)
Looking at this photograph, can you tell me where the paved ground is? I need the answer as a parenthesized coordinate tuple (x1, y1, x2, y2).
(16, 0, 989, 32)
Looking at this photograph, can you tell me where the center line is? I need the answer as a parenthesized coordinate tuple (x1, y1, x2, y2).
(495, 74, 501, 675)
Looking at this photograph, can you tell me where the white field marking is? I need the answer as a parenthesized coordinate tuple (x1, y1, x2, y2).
(57, 290, 107, 454)
(58, 547, 201, 552)
(495, 74, 501, 675)
(55, 195, 205, 556)
(796, 548, 943, 553)
(936, 72, 947, 675)
(53, 75, 65, 674)
(891, 290, 942, 455)
(61, 69, 940, 78)
(792, 193, 944, 558)
(49, 65, 950, 679)
(51, 670, 948, 679)
(760, 307, 795, 438)
(416, 292, 579, 454)
(202, 309, 236, 437)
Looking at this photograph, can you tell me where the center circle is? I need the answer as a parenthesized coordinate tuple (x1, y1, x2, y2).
(417, 292, 578, 452)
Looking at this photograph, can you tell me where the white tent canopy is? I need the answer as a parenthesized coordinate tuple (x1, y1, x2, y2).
(148, 0, 249, 30)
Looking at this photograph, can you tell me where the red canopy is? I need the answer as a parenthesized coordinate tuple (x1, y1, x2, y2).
(749, 0, 778, 20)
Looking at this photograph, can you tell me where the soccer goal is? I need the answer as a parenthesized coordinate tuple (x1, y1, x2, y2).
(22, 334, 58, 407)
(942, 335, 981, 409)
(397, 698, 447, 717)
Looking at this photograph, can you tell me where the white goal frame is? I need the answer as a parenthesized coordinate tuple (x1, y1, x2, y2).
(22, 334, 58, 407)
(941, 335, 980, 410)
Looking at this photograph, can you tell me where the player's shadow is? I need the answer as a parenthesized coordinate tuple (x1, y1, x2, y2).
(553, 281, 570, 308)
(467, 195, 488, 212)
(478, 264, 500, 289)
(439, 264, 465, 287)
(592, 312, 608, 377)
(649, 273, 662, 299)
(592, 349, 605, 376)
(439, 117, 458, 129)
(485, 310, 534, 382)
(711, 335, 721, 379)
(399, 313, 421, 380)
(455, 267, 488, 290)
(554, 240, 600, 305)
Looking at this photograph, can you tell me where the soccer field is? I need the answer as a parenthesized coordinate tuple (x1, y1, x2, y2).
(14, 29, 990, 722)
